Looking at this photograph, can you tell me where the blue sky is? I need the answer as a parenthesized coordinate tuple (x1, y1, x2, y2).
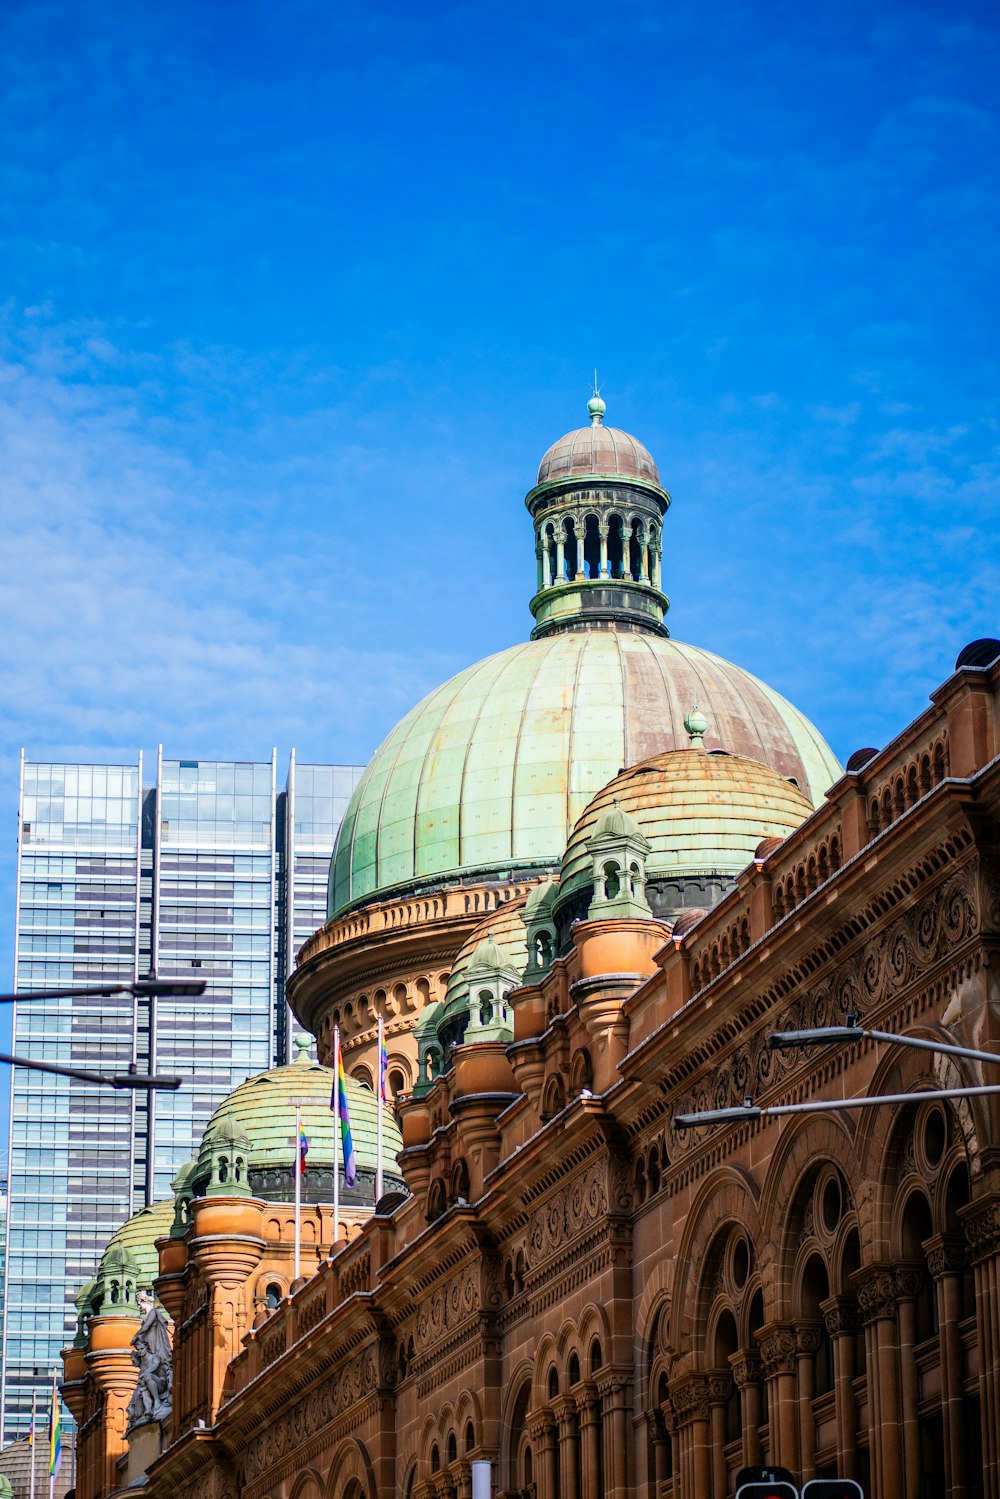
(0, 0, 997, 1116)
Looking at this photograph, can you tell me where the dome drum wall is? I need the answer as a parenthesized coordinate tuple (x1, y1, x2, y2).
(249, 1163, 405, 1205)
(526, 472, 670, 640)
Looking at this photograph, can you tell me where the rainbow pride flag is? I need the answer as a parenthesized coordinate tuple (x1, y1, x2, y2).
(378, 1031, 388, 1103)
(332, 1048, 357, 1186)
(49, 1373, 62, 1478)
(298, 1119, 309, 1176)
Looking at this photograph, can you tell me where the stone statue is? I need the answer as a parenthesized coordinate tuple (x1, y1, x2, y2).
(126, 1305, 173, 1428)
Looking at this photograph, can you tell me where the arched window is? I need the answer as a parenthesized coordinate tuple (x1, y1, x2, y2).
(564, 517, 580, 579)
(583, 514, 602, 578)
(590, 1337, 603, 1374)
(447, 1432, 457, 1465)
(607, 514, 625, 578)
(603, 861, 621, 900)
(264, 1282, 283, 1310)
(568, 1351, 580, 1387)
(548, 1365, 559, 1400)
(628, 519, 644, 580)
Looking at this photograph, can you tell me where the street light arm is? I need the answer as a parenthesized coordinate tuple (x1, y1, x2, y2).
(768, 1024, 1000, 1070)
(0, 1052, 183, 1090)
(0, 979, 206, 1005)
(673, 1083, 1000, 1131)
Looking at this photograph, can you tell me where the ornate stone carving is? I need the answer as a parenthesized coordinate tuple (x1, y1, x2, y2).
(125, 1306, 172, 1430)
(730, 1356, 763, 1390)
(527, 1161, 608, 1264)
(793, 1325, 822, 1356)
(671, 859, 983, 1137)
(669, 1376, 710, 1423)
(964, 1199, 1000, 1262)
(758, 1328, 797, 1377)
(856, 1269, 897, 1323)
(243, 1344, 378, 1480)
(822, 1299, 860, 1337)
(414, 1267, 479, 1354)
(925, 1238, 968, 1279)
(707, 1374, 733, 1404)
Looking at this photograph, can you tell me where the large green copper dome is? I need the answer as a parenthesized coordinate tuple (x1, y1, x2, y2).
(329, 630, 841, 915)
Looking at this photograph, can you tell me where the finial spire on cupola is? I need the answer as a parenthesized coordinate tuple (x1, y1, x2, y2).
(588, 371, 606, 426)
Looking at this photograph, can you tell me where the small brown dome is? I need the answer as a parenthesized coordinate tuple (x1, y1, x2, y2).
(536, 424, 661, 487)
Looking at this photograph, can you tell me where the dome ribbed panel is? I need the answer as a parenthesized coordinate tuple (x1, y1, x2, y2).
(328, 634, 841, 916)
(536, 425, 660, 485)
(558, 752, 814, 900)
(197, 1060, 402, 1179)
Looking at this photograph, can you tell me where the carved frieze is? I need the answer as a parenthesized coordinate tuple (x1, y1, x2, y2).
(671, 859, 982, 1138)
(414, 1266, 479, 1354)
(243, 1345, 377, 1479)
(527, 1160, 608, 1265)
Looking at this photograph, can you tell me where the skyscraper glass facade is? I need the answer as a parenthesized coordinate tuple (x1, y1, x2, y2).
(5, 761, 143, 1439)
(2, 752, 363, 1443)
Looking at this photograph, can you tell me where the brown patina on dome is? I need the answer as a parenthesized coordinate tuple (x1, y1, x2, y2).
(536, 424, 661, 487)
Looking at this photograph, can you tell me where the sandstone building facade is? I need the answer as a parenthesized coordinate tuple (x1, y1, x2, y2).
(62, 403, 1000, 1499)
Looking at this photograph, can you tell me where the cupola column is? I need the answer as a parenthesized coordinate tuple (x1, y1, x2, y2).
(598, 519, 609, 577)
(554, 524, 566, 585)
(535, 537, 545, 592)
(635, 524, 647, 583)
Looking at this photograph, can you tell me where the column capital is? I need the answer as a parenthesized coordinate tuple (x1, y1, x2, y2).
(853, 1263, 899, 1323)
(550, 1393, 577, 1432)
(728, 1350, 763, 1389)
(819, 1294, 860, 1337)
(526, 1409, 556, 1446)
(793, 1320, 823, 1356)
(755, 1320, 797, 1377)
(667, 1372, 711, 1424)
(706, 1367, 733, 1405)
(961, 1191, 1000, 1262)
(923, 1232, 968, 1279)
(573, 1378, 600, 1422)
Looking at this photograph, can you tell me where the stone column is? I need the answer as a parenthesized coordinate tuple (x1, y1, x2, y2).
(598, 521, 609, 578)
(553, 1395, 579, 1498)
(575, 1382, 601, 1499)
(645, 1408, 671, 1492)
(756, 1323, 799, 1473)
(555, 525, 566, 585)
(528, 1412, 558, 1499)
(820, 1296, 860, 1481)
(597, 1373, 631, 1498)
(635, 527, 647, 583)
(652, 542, 662, 589)
(707, 1371, 733, 1499)
(891, 1267, 923, 1497)
(574, 518, 586, 579)
(794, 1322, 822, 1482)
(730, 1353, 764, 1467)
(926, 1234, 970, 1497)
(669, 1375, 711, 1498)
(536, 540, 545, 592)
(962, 1194, 1000, 1499)
(855, 1266, 904, 1499)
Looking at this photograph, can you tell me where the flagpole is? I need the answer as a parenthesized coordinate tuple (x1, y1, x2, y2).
(28, 1393, 35, 1499)
(376, 1013, 385, 1206)
(293, 1103, 302, 1284)
(333, 1026, 341, 1245)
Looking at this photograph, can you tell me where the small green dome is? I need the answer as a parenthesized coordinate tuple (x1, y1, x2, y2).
(590, 794, 646, 844)
(441, 900, 530, 1016)
(558, 749, 813, 906)
(98, 1199, 175, 1292)
(192, 1041, 403, 1198)
(329, 632, 841, 916)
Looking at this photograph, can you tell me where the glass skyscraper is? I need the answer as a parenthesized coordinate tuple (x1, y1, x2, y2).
(1, 752, 363, 1442)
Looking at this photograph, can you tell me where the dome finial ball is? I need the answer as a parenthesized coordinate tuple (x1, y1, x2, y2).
(684, 706, 710, 749)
